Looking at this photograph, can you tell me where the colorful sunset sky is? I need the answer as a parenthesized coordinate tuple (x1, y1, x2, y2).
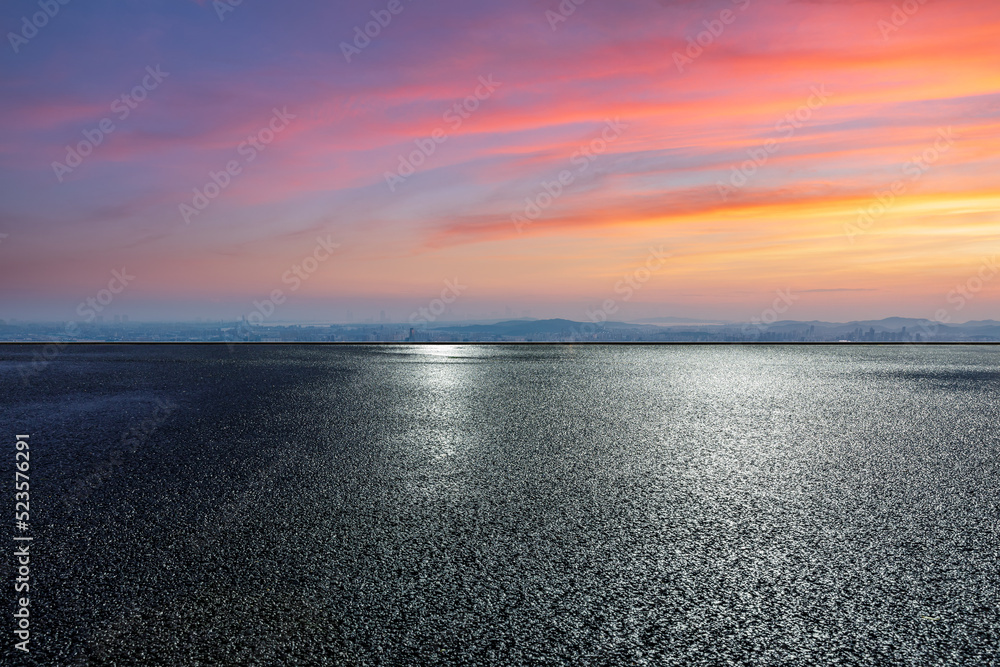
(1, 0, 998, 323)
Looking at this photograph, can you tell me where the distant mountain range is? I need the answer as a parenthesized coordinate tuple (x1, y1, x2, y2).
(1, 317, 999, 343)
(427, 317, 1000, 342)
(444, 319, 621, 336)
(629, 316, 728, 325)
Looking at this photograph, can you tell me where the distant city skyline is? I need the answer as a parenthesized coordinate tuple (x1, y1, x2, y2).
(4, 312, 1000, 328)
(1, 1, 998, 323)
(5, 316, 1000, 345)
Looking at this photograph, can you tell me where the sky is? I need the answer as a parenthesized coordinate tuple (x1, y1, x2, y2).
(0, 0, 998, 324)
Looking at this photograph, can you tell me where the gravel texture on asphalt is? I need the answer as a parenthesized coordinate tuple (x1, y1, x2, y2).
(1, 344, 998, 666)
